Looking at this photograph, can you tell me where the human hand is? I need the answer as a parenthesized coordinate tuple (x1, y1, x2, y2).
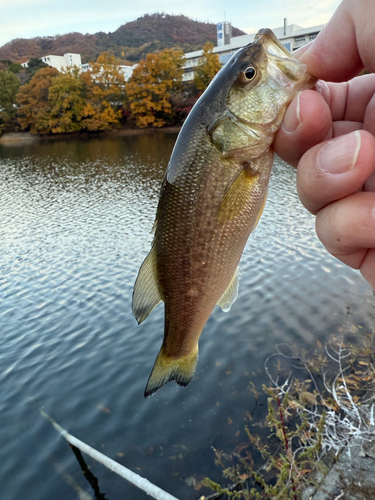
(273, 0, 375, 288)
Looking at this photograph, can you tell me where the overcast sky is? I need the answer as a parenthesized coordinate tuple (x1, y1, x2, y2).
(1, 0, 342, 48)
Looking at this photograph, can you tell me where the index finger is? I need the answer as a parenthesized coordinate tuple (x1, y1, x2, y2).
(299, 0, 375, 81)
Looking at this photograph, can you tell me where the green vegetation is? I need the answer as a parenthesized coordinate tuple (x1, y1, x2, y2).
(199, 333, 375, 499)
(0, 69, 20, 133)
(24, 57, 49, 82)
(48, 69, 87, 133)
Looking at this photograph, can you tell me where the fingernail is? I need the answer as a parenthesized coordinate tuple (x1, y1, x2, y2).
(319, 131, 361, 174)
(282, 93, 301, 133)
(316, 80, 331, 106)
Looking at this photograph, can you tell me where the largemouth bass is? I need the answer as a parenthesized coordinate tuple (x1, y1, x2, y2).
(132, 29, 315, 397)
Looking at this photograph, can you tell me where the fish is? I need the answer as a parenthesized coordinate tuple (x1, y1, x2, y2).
(132, 28, 316, 397)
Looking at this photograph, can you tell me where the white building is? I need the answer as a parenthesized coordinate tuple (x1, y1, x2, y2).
(216, 21, 232, 46)
(182, 21, 323, 82)
(21, 53, 135, 81)
(21, 53, 82, 70)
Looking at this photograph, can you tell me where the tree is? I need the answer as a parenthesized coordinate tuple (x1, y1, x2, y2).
(80, 52, 126, 131)
(16, 66, 59, 133)
(126, 48, 185, 128)
(0, 70, 20, 133)
(48, 68, 86, 133)
(8, 63, 23, 74)
(25, 58, 49, 82)
(0, 59, 13, 67)
(194, 42, 222, 92)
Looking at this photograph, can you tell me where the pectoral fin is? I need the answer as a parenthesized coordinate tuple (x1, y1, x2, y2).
(218, 168, 259, 222)
(217, 267, 240, 312)
(132, 246, 162, 324)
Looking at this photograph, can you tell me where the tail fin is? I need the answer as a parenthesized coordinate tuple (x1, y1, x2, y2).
(144, 345, 199, 398)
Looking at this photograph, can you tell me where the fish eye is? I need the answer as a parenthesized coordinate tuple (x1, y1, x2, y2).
(239, 65, 257, 84)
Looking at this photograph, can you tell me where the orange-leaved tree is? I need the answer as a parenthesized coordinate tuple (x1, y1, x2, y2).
(126, 48, 185, 128)
(194, 42, 222, 92)
(16, 66, 59, 133)
(80, 52, 126, 131)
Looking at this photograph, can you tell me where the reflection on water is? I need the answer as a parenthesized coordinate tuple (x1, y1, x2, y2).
(70, 444, 107, 499)
(0, 135, 373, 500)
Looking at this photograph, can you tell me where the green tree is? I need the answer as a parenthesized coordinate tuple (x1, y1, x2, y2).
(16, 66, 59, 133)
(0, 70, 20, 133)
(194, 42, 222, 92)
(80, 52, 126, 131)
(0, 59, 13, 67)
(126, 48, 185, 128)
(25, 58, 49, 82)
(48, 69, 86, 133)
(8, 63, 23, 74)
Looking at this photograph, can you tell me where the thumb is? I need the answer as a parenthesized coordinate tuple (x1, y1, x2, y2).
(273, 89, 331, 167)
(296, 130, 375, 214)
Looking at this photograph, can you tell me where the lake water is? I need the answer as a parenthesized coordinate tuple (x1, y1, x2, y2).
(0, 134, 373, 500)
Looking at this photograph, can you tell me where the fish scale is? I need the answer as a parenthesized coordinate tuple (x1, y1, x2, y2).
(132, 28, 316, 397)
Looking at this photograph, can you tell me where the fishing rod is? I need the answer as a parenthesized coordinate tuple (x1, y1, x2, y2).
(40, 408, 180, 500)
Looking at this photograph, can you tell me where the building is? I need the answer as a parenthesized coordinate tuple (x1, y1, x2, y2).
(41, 53, 82, 70)
(21, 54, 135, 81)
(21, 53, 82, 70)
(216, 21, 232, 46)
(182, 21, 323, 82)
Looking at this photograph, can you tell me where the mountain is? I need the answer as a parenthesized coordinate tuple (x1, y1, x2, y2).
(0, 13, 246, 64)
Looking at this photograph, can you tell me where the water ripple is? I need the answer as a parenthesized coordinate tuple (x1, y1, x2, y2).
(0, 138, 373, 500)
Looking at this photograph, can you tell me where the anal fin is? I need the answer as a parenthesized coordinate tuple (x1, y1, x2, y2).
(132, 246, 162, 324)
(217, 267, 240, 312)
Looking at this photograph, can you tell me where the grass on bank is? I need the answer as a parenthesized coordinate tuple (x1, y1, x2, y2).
(199, 331, 375, 499)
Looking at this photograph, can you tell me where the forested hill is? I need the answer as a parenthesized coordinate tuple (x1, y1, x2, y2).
(0, 13, 246, 64)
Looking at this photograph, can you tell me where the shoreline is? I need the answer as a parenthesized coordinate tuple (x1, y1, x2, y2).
(0, 126, 181, 145)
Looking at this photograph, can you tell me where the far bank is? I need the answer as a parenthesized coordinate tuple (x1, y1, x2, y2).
(0, 127, 181, 146)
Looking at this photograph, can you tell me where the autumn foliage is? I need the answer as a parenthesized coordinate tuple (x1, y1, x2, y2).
(126, 49, 185, 128)
(0, 44, 207, 135)
(194, 42, 222, 92)
(80, 52, 126, 131)
(11, 49, 190, 134)
(0, 14, 245, 64)
(16, 53, 127, 134)
(17, 66, 59, 133)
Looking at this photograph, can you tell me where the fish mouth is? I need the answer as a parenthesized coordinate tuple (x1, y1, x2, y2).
(255, 28, 316, 91)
